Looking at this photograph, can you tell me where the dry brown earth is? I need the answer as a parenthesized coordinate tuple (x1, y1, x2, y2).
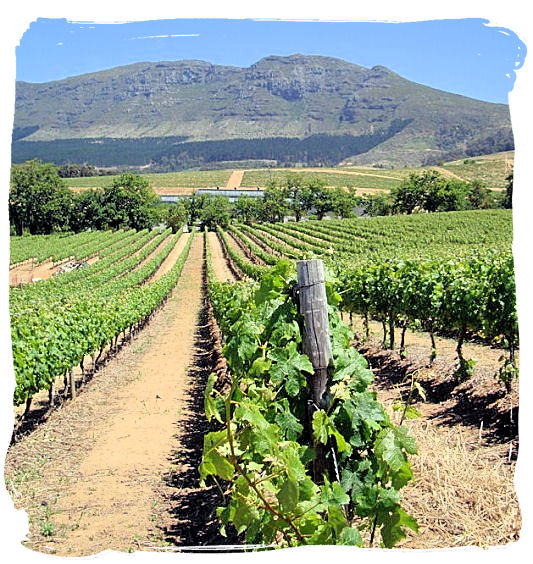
(207, 232, 235, 282)
(225, 170, 244, 190)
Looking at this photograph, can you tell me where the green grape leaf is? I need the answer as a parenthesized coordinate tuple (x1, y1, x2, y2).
(339, 526, 362, 546)
(381, 508, 419, 548)
(277, 477, 299, 513)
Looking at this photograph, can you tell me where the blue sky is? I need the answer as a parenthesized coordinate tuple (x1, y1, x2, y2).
(15, 17, 525, 104)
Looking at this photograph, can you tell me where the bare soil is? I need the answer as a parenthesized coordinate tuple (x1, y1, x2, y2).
(149, 187, 257, 196)
(228, 231, 266, 265)
(10, 255, 101, 287)
(251, 229, 291, 254)
(225, 170, 244, 190)
(244, 166, 404, 181)
(352, 186, 392, 195)
(9, 258, 57, 286)
(207, 232, 236, 282)
(148, 232, 189, 282)
(130, 232, 173, 272)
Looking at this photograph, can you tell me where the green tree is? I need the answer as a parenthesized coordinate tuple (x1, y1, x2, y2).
(58, 162, 97, 178)
(302, 178, 332, 220)
(200, 196, 232, 230)
(263, 181, 289, 222)
(425, 178, 470, 212)
(283, 173, 307, 221)
(467, 179, 491, 209)
(9, 160, 73, 235)
(391, 171, 439, 213)
(185, 192, 209, 226)
(392, 170, 474, 214)
(99, 173, 158, 230)
(71, 189, 106, 231)
(233, 195, 262, 224)
(360, 193, 392, 217)
(331, 186, 356, 218)
(165, 201, 188, 233)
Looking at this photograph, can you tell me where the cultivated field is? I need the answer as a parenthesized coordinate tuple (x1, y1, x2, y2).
(64, 151, 514, 195)
(67, 169, 233, 191)
(5, 209, 519, 554)
(240, 168, 403, 191)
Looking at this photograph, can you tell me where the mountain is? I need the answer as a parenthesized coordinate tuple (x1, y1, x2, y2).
(12, 54, 514, 168)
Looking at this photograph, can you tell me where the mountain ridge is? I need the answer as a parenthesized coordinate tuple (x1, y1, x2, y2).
(13, 54, 513, 168)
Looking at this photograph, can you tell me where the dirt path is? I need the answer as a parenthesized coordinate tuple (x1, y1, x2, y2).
(225, 170, 244, 190)
(256, 226, 310, 254)
(433, 166, 465, 181)
(10, 254, 102, 287)
(10, 258, 66, 286)
(207, 232, 235, 282)
(9, 255, 102, 286)
(5, 236, 207, 556)
(10, 260, 52, 285)
(149, 233, 189, 282)
(130, 233, 174, 273)
(352, 186, 391, 195)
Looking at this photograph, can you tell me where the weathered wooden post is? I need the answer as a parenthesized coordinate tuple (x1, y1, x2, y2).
(296, 259, 332, 481)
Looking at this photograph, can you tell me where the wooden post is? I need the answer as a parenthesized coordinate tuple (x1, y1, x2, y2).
(296, 259, 332, 482)
(297, 259, 332, 408)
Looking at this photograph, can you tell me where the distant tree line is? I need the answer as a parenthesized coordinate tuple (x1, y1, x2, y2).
(12, 122, 411, 170)
(11, 136, 188, 168)
(152, 121, 412, 170)
(9, 160, 511, 237)
(184, 175, 359, 229)
(9, 161, 159, 235)
(357, 170, 511, 217)
(57, 163, 119, 178)
(421, 129, 514, 166)
(8, 162, 360, 236)
(11, 126, 40, 142)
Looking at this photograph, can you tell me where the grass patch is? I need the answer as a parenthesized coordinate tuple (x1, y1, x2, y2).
(440, 151, 514, 190)
(241, 168, 401, 190)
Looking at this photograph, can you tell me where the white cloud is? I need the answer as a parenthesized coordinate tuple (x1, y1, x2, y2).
(56, 42, 63, 46)
(127, 34, 200, 40)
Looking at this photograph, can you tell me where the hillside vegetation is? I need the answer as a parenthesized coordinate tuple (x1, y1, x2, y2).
(13, 55, 512, 168)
